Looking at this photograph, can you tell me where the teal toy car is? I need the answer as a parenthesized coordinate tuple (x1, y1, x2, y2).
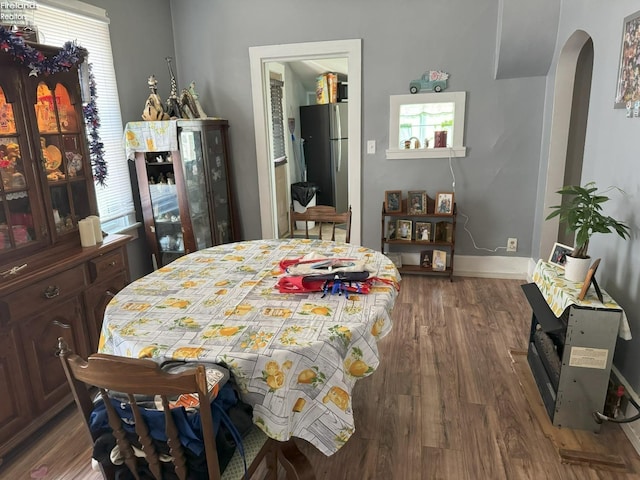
(409, 70, 449, 94)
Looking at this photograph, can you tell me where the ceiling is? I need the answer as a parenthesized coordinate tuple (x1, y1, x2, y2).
(287, 58, 348, 91)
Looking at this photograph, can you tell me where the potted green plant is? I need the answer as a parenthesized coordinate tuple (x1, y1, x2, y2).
(546, 182, 630, 282)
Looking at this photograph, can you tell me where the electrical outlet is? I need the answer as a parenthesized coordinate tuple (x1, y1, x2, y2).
(507, 237, 517, 252)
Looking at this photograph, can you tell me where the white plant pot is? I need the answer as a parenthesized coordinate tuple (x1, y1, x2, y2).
(564, 256, 591, 283)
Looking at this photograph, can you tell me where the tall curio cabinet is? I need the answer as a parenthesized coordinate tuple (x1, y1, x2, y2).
(0, 53, 98, 253)
(0, 42, 131, 461)
(133, 119, 237, 268)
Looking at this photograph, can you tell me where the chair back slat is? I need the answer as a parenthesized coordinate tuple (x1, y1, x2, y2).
(161, 395, 188, 480)
(100, 387, 140, 479)
(290, 205, 352, 243)
(57, 338, 221, 480)
(57, 338, 316, 480)
(127, 394, 163, 479)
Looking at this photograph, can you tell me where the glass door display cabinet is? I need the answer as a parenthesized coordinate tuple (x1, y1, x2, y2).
(0, 42, 131, 463)
(0, 44, 98, 267)
(133, 119, 237, 268)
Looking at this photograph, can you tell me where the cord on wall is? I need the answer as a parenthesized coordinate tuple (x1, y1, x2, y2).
(448, 149, 508, 253)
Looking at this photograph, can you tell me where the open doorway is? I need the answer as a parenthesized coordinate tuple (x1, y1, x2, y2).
(264, 58, 348, 238)
(539, 30, 593, 259)
(249, 39, 362, 244)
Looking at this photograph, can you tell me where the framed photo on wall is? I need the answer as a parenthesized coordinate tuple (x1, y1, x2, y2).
(435, 192, 454, 215)
(385, 190, 402, 213)
(548, 242, 573, 268)
(408, 190, 427, 214)
(615, 9, 640, 108)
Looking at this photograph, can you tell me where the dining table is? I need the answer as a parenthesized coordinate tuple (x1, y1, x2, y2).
(98, 238, 401, 455)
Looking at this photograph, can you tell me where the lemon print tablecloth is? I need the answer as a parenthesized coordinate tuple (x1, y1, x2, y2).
(100, 238, 401, 455)
(123, 120, 179, 160)
(532, 260, 631, 340)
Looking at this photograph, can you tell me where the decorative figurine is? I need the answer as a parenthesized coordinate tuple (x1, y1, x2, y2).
(164, 57, 182, 119)
(65, 151, 82, 177)
(179, 81, 206, 119)
(409, 70, 449, 94)
(141, 75, 169, 121)
(189, 81, 207, 118)
(179, 88, 198, 119)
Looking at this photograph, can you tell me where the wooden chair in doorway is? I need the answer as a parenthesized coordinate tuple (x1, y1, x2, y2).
(57, 338, 315, 480)
(289, 205, 352, 243)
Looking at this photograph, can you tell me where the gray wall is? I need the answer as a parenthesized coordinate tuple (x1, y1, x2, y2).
(85, 0, 177, 279)
(85, 0, 640, 402)
(166, 0, 640, 390)
(85, 0, 176, 124)
(168, 0, 546, 255)
(539, 0, 640, 393)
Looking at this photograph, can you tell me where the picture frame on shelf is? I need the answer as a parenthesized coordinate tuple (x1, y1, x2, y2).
(387, 220, 397, 240)
(615, 9, 640, 108)
(396, 219, 412, 240)
(386, 252, 403, 268)
(548, 242, 573, 268)
(385, 190, 402, 213)
(432, 249, 447, 271)
(416, 221, 432, 242)
(434, 221, 453, 243)
(578, 258, 603, 302)
(408, 190, 427, 214)
(435, 192, 454, 215)
(420, 250, 432, 268)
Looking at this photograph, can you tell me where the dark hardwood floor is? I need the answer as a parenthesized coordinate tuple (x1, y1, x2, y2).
(2, 276, 639, 479)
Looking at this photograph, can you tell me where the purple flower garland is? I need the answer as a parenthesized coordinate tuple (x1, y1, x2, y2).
(0, 26, 107, 185)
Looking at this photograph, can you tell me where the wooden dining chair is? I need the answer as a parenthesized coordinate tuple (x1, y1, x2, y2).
(57, 338, 315, 480)
(289, 205, 352, 243)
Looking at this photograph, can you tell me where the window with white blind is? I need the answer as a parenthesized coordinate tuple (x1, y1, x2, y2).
(270, 78, 286, 163)
(31, 1, 135, 233)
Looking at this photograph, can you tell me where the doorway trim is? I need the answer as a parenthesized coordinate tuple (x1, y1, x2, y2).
(249, 39, 362, 244)
(539, 30, 591, 261)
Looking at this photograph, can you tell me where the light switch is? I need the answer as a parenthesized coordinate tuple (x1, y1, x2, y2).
(367, 140, 376, 154)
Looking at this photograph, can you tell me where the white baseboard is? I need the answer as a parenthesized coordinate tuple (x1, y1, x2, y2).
(396, 253, 531, 280)
(610, 366, 640, 455)
(452, 255, 531, 279)
(621, 406, 640, 455)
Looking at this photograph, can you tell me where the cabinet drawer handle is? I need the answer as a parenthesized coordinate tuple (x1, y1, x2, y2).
(43, 285, 60, 299)
(1, 263, 27, 278)
(108, 261, 117, 267)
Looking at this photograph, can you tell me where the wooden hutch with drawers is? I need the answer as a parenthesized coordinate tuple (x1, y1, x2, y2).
(0, 39, 131, 461)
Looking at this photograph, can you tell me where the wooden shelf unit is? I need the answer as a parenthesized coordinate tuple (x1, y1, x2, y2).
(381, 195, 456, 280)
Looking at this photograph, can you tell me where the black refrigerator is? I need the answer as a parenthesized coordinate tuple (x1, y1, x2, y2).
(299, 104, 348, 213)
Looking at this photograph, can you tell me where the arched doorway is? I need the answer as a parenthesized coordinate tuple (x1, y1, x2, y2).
(540, 30, 594, 259)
